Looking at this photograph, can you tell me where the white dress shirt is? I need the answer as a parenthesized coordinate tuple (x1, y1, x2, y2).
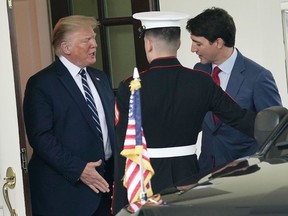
(212, 48, 238, 91)
(59, 56, 112, 160)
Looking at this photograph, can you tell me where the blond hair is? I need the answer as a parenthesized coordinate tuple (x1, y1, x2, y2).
(52, 15, 99, 56)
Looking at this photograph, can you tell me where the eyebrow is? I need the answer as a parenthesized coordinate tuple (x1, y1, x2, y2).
(192, 39, 201, 44)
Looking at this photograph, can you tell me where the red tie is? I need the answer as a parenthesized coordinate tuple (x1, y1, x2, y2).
(212, 66, 221, 123)
(212, 66, 221, 86)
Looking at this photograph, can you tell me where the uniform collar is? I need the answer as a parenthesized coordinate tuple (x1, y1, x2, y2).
(149, 56, 181, 68)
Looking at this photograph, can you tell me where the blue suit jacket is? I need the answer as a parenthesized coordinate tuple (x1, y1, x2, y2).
(194, 50, 282, 173)
(23, 58, 115, 216)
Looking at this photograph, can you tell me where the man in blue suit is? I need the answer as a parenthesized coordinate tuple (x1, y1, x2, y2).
(23, 15, 115, 216)
(186, 7, 282, 174)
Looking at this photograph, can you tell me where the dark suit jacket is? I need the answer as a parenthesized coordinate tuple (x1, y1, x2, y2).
(194, 49, 282, 173)
(23, 58, 115, 216)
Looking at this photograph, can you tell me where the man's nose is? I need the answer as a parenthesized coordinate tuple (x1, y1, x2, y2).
(191, 43, 197, 53)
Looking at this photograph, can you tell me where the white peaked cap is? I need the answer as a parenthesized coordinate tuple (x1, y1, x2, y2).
(133, 11, 189, 30)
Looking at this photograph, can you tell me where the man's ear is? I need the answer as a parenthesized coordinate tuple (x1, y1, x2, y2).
(144, 37, 153, 53)
(215, 38, 225, 48)
(61, 41, 71, 54)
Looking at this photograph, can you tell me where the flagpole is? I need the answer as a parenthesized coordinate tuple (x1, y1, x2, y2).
(139, 152, 147, 204)
(132, 67, 147, 204)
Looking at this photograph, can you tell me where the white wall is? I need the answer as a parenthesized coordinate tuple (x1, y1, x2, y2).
(160, 0, 288, 156)
(160, 0, 288, 107)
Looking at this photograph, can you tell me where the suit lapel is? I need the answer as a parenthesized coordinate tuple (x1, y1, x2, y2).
(56, 61, 100, 137)
(195, 52, 246, 132)
(225, 52, 245, 98)
(87, 68, 116, 147)
(87, 69, 110, 120)
(213, 51, 245, 131)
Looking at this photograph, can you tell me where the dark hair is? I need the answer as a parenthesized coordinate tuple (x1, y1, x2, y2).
(186, 7, 236, 47)
(144, 27, 181, 42)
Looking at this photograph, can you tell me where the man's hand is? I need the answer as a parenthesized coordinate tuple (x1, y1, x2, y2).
(80, 160, 110, 193)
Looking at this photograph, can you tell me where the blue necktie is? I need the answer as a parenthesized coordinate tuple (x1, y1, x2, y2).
(79, 69, 103, 141)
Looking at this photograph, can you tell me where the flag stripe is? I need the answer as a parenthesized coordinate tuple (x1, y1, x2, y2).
(120, 74, 155, 210)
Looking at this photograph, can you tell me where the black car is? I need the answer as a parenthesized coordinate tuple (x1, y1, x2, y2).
(117, 106, 288, 216)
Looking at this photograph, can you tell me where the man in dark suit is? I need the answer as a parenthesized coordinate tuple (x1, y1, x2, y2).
(23, 15, 115, 216)
(112, 11, 256, 214)
(186, 7, 282, 174)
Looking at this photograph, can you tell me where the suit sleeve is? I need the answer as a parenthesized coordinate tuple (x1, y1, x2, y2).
(253, 69, 282, 111)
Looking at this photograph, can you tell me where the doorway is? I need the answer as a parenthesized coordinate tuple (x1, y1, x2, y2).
(7, 0, 53, 215)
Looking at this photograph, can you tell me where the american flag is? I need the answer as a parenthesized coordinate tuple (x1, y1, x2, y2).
(120, 68, 154, 212)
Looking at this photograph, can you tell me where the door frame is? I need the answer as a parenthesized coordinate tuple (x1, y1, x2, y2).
(7, 2, 32, 216)
(0, 0, 28, 215)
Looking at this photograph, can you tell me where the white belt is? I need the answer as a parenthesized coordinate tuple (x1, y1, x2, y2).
(147, 145, 196, 158)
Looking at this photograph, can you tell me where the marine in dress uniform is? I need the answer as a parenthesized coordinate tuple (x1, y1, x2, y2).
(112, 11, 255, 214)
